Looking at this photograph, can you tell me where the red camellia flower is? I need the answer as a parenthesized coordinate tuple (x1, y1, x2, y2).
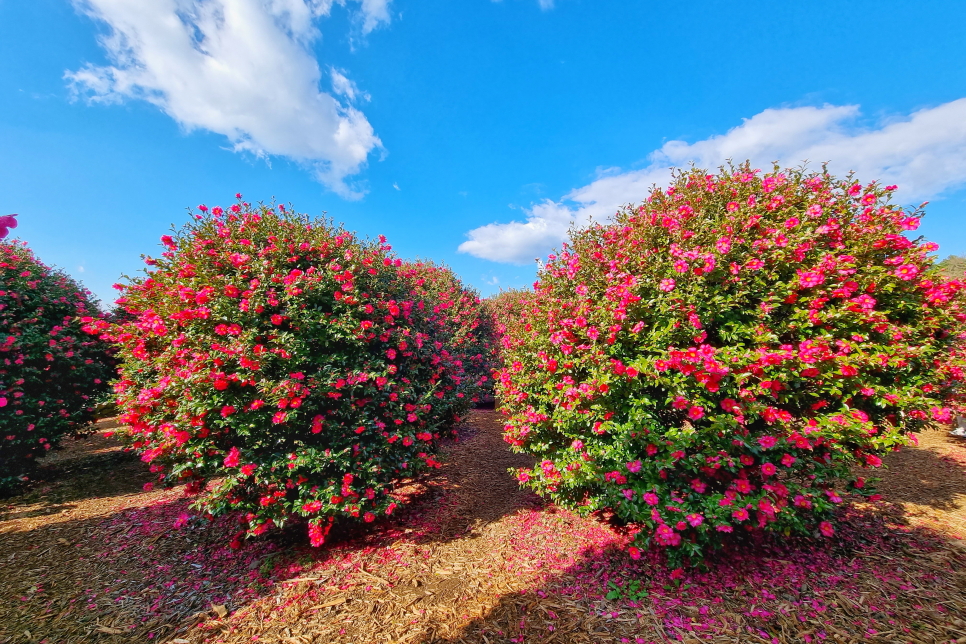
(223, 447, 241, 467)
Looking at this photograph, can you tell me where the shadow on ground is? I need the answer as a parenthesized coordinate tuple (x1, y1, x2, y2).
(0, 410, 542, 644)
(4, 415, 965, 644)
(877, 430, 966, 512)
(425, 503, 966, 643)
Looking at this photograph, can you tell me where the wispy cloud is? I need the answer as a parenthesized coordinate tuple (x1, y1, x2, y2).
(66, 0, 392, 199)
(459, 99, 966, 264)
(489, 0, 556, 11)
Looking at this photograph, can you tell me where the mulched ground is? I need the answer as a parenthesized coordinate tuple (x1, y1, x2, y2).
(2, 412, 965, 644)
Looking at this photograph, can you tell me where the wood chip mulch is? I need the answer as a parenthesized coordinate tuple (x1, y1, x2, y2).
(2, 413, 965, 644)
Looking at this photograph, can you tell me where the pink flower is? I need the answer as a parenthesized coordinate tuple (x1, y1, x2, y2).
(673, 260, 688, 273)
(839, 364, 858, 377)
(672, 396, 688, 409)
(643, 492, 659, 505)
(819, 521, 834, 537)
(797, 270, 825, 288)
(931, 406, 953, 422)
(732, 508, 750, 522)
(780, 453, 796, 467)
(659, 278, 676, 292)
(864, 454, 882, 467)
(622, 489, 635, 500)
(627, 546, 641, 560)
(894, 264, 919, 280)
(223, 446, 241, 467)
(746, 259, 764, 271)
(757, 435, 777, 449)
(173, 513, 191, 529)
(654, 523, 681, 546)
(761, 462, 777, 477)
(686, 513, 703, 527)
(626, 460, 642, 473)
(240, 463, 257, 476)
(0, 214, 18, 239)
(716, 237, 732, 254)
(687, 405, 704, 420)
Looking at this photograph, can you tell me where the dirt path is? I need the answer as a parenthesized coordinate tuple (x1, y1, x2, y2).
(2, 414, 966, 644)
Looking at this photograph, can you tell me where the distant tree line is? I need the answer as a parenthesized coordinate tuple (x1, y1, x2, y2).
(938, 255, 966, 279)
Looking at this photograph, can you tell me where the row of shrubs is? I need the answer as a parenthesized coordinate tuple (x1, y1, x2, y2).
(3, 165, 965, 565)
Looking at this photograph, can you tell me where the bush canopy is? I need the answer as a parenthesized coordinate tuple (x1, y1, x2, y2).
(496, 165, 966, 565)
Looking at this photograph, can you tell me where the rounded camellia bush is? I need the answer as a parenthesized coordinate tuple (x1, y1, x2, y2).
(497, 164, 966, 565)
(0, 239, 115, 492)
(397, 260, 498, 405)
(88, 199, 494, 545)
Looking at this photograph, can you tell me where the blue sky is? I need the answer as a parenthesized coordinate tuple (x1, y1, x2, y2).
(1, 0, 965, 305)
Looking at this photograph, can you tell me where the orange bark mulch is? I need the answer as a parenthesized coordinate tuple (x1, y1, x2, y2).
(2, 413, 965, 644)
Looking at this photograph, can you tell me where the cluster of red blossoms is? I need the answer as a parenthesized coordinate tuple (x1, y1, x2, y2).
(496, 165, 966, 566)
(1, 239, 114, 491)
(84, 199, 496, 544)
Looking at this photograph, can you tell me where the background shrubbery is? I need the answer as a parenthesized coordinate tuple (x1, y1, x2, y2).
(497, 165, 966, 565)
(0, 240, 114, 492)
(938, 254, 966, 280)
(87, 200, 495, 544)
(399, 260, 498, 405)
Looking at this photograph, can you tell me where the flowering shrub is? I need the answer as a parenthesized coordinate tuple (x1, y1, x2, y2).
(397, 260, 497, 404)
(485, 289, 536, 395)
(0, 240, 114, 492)
(87, 199, 494, 544)
(497, 165, 966, 565)
(485, 289, 532, 338)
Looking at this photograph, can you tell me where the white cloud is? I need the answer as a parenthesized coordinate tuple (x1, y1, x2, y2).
(460, 99, 966, 264)
(489, 0, 555, 11)
(330, 67, 369, 103)
(357, 0, 391, 33)
(66, 0, 391, 199)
